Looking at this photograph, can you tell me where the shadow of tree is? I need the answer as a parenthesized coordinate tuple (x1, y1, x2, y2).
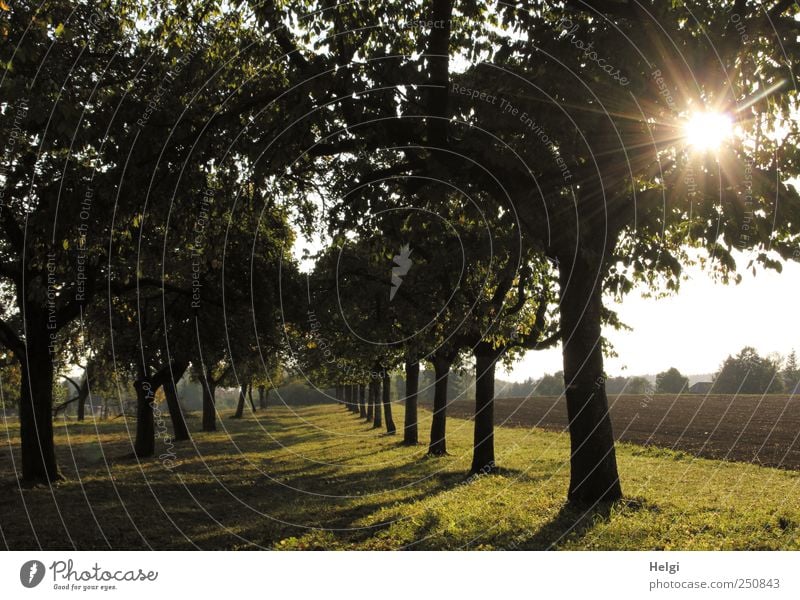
(509, 498, 649, 550)
(507, 502, 613, 550)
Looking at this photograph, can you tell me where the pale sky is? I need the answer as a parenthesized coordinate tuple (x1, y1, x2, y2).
(503, 257, 800, 382)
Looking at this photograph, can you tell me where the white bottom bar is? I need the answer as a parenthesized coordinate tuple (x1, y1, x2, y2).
(1, 551, 797, 599)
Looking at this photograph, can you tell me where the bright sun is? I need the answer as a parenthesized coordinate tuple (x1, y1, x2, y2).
(684, 111, 733, 151)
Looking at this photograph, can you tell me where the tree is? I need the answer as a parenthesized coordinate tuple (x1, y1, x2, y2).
(464, 258, 560, 474)
(0, 0, 279, 478)
(0, 0, 147, 481)
(782, 350, 800, 395)
(627, 377, 652, 395)
(402, 360, 420, 444)
(714, 347, 782, 395)
(655, 368, 689, 394)
(381, 368, 396, 435)
(535, 372, 565, 397)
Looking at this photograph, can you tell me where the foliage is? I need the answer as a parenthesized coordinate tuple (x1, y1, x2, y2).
(714, 347, 783, 395)
(0, 350, 20, 410)
(781, 350, 800, 395)
(655, 368, 690, 394)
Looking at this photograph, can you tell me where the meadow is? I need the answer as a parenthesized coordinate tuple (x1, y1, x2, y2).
(1, 401, 798, 550)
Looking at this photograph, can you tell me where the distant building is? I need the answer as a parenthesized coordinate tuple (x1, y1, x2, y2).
(688, 381, 713, 394)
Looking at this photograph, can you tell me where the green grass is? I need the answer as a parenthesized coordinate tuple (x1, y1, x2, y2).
(1, 403, 798, 550)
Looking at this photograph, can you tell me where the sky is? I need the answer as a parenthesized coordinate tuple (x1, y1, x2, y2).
(501, 257, 800, 382)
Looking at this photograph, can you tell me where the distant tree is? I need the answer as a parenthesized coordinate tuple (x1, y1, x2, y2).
(535, 372, 565, 396)
(604, 376, 629, 395)
(655, 368, 689, 394)
(605, 376, 651, 395)
(782, 350, 800, 395)
(714, 347, 783, 395)
(627, 377, 652, 395)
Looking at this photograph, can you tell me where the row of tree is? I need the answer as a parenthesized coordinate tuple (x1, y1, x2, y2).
(2, 0, 800, 508)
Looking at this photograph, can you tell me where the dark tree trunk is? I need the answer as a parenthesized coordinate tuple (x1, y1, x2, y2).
(382, 370, 396, 434)
(18, 322, 59, 482)
(258, 384, 267, 409)
(248, 384, 256, 412)
(201, 371, 217, 432)
(349, 384, 359, 413)
(366, 380, 375, 421)
(233, 384, 247, 418)
(76, 384, 87, 421)
(559, 254, 622, 504)
(370, 379, 382, 428)
(337, 385, 346, 407)
(471, 343, 501, 474)
(164, 368, 190, 442)
(61, 371, 90, 421)
(358, 384, 367, 418)
(428, 356, 451, 455)
(133, 375, 156, 457)
(403, 360, 419, 445)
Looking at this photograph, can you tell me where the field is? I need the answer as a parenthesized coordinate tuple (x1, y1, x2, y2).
(1, 400, 799, 550)
(438, 393, 800, 469)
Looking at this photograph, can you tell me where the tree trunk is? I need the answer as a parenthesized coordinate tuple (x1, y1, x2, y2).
(358, 384, 367, 418)
(559, 253, 622, 504)
(471, 343, 501, 474)
(258, 384, 267, 409)
(133, 375, 156, 457)
(366, 380, 375, 421)
(370, 379, 382, 428)
(382, 370, 396, 434)
(349, 384, 358, 413)
(233, 384, 246, 418)
(337, 384, 346, 407)
(18, 323, 59, 482)
(248, 384, 256, 412)
(428, 356, 451, 455)
(76, 383, 87, 421)
(201, 371, 217, 432)
(403, 360, 419, 445)
(164, 372, 190, 442)
(62, 371, 90, 421)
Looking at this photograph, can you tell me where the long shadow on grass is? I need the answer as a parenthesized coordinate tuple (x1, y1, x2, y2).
(511, 501, 615, 550)
(230, 469, 469, 548)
